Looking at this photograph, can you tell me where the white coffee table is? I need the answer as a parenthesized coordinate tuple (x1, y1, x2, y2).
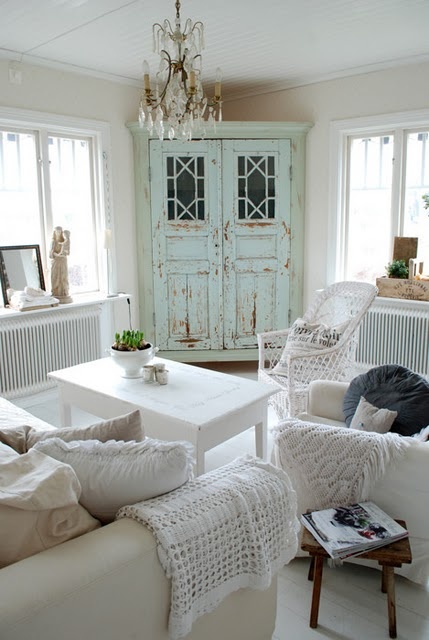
(48, 357, 275, 475)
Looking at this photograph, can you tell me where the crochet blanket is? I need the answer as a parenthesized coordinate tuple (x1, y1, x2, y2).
(116, 456, 299, 640)
(273, 420, 410, 512)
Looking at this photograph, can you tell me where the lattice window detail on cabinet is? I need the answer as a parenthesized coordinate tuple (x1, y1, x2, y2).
(166, 156, 205, 221)
(237, 155, 276, 219)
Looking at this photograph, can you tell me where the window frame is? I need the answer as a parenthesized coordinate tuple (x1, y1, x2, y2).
(328, 109, 429, 283)
(0, 106, 112, 296)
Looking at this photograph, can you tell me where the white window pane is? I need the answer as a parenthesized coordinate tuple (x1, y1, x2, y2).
(48, 135, 98, 293)
(403, 131, 429, 267)
(346, 136, 393, 282)
(0, 131, 42, 245)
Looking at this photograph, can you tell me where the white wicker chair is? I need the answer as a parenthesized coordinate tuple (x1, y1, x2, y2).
(258, 281, 378, 419)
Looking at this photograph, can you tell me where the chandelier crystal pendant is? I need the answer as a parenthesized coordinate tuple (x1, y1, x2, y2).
(138, 0, 222, 141)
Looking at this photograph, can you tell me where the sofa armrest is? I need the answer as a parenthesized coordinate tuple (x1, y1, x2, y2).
(0, 397, 55, 433)
(0, 518, 277, 640)
(306, 380, 349, 423)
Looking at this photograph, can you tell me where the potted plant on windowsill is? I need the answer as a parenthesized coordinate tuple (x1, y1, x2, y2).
(110, 330, 158, 378)
(376, 259, 429, 301)
(386, 259, 409, 279)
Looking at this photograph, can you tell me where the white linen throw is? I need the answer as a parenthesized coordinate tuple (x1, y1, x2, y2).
(116, 456, 299, 640)
(273, 420, 410, 511)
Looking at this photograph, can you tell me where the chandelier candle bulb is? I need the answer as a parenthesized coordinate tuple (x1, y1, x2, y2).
(189, 70, 196, 91)
(215, 67, 222, 97)
(143, 60, 151, 91)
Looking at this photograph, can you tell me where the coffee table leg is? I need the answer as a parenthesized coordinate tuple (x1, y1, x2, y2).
(254, 418, 267, 461)
(195, 446, 205, 477)
(57, 386, 72, 427)
(383, 566, 397, 639)
(309, 555, 324, 628)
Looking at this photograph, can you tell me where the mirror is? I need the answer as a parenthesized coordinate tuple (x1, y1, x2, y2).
(0, 245, 46, 307)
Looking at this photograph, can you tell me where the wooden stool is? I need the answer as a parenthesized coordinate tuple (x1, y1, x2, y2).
(301, 520, 412, 638)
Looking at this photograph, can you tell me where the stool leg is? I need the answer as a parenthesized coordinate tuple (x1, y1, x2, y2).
(383, 566, 397, 639)
(381, 565, 387, 593)
(309, 556, 324, 628)
(308, 557, 315, 581)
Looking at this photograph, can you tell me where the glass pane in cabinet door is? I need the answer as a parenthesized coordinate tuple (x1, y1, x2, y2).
(237, 154, 276, 220)
(166, 155, 205, 221)
(403, 131, 429, 268)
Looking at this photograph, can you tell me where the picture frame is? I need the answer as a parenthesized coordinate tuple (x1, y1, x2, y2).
(0, 244, 45, 306)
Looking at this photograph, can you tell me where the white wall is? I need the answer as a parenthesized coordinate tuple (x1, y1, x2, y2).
(2, 58, 428, 325)
(0, 59, 141, 332)
(223, 61, 429, 307)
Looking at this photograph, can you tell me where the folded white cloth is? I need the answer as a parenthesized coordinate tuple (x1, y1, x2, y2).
(8, 287, 59, 310)
(116, 455, 299, 640)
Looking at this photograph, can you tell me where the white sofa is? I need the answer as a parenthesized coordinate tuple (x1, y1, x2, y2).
(0, 397, 277, 640)
(274, 379, 429, 589)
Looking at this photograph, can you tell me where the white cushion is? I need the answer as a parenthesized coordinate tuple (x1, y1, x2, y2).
(273, 318, 349, 376)
(0, 443, 100, 568)
(33, 438, 194, 523)
(350, 396, 398, 434)
(26, 409, 144, 450)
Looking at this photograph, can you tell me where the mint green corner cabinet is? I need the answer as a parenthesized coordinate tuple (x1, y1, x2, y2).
(128, 121, 312, 362)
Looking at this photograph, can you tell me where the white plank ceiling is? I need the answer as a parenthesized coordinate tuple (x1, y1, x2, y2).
(1, 0, 429, 101)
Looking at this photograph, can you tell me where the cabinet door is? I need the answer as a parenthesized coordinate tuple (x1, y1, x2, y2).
(222, 139, 291, 348)
(150, 140, 222, 350)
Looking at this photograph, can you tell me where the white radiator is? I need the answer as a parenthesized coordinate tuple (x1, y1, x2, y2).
(0, 305, 102, 399)
(357, 297, 429, 376)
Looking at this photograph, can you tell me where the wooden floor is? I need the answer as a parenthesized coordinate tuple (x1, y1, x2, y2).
(13, 360, 429, 640)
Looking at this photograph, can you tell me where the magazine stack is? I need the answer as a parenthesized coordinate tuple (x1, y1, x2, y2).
(301, 501, 409, 560)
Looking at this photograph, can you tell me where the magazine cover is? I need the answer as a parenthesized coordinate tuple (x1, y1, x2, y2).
(302, 501, 408, 559)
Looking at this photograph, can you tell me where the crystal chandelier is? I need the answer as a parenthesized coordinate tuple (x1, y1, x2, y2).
(138, 0, 222, 141)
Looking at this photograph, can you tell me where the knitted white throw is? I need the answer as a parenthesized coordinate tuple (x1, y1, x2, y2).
(116, 456, 299, 640)
(273, 420, 409, 511)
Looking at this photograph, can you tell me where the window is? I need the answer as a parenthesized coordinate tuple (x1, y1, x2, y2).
(329, 111, 429, 283)
(0, 108, 111, 296)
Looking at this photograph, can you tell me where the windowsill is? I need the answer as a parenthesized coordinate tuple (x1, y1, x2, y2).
(373, 295, 429, 307)
(0, 292, 130, 319)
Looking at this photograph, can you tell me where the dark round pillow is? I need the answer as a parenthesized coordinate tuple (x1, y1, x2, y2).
(343, 364, 429, 437)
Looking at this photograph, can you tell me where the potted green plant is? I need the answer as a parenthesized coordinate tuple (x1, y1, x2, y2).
(110, 329, 158, 378)
(112, 330, 150, 352)
(385, 259, 409, 279)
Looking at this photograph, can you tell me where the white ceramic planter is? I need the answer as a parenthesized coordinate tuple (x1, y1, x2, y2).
(109, 343, 158, 378)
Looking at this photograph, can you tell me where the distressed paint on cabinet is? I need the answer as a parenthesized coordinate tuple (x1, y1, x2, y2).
(150, 140, 222, 350)
(150, 139, 291, 351)
(222, 139, 291, 349)
(128, 121, 312, 362)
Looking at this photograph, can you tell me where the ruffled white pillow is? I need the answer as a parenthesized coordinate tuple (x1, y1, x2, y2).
(34, 437, 194, 523)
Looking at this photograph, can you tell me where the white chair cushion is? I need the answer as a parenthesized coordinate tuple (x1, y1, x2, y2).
(33, 438, 194, 523)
